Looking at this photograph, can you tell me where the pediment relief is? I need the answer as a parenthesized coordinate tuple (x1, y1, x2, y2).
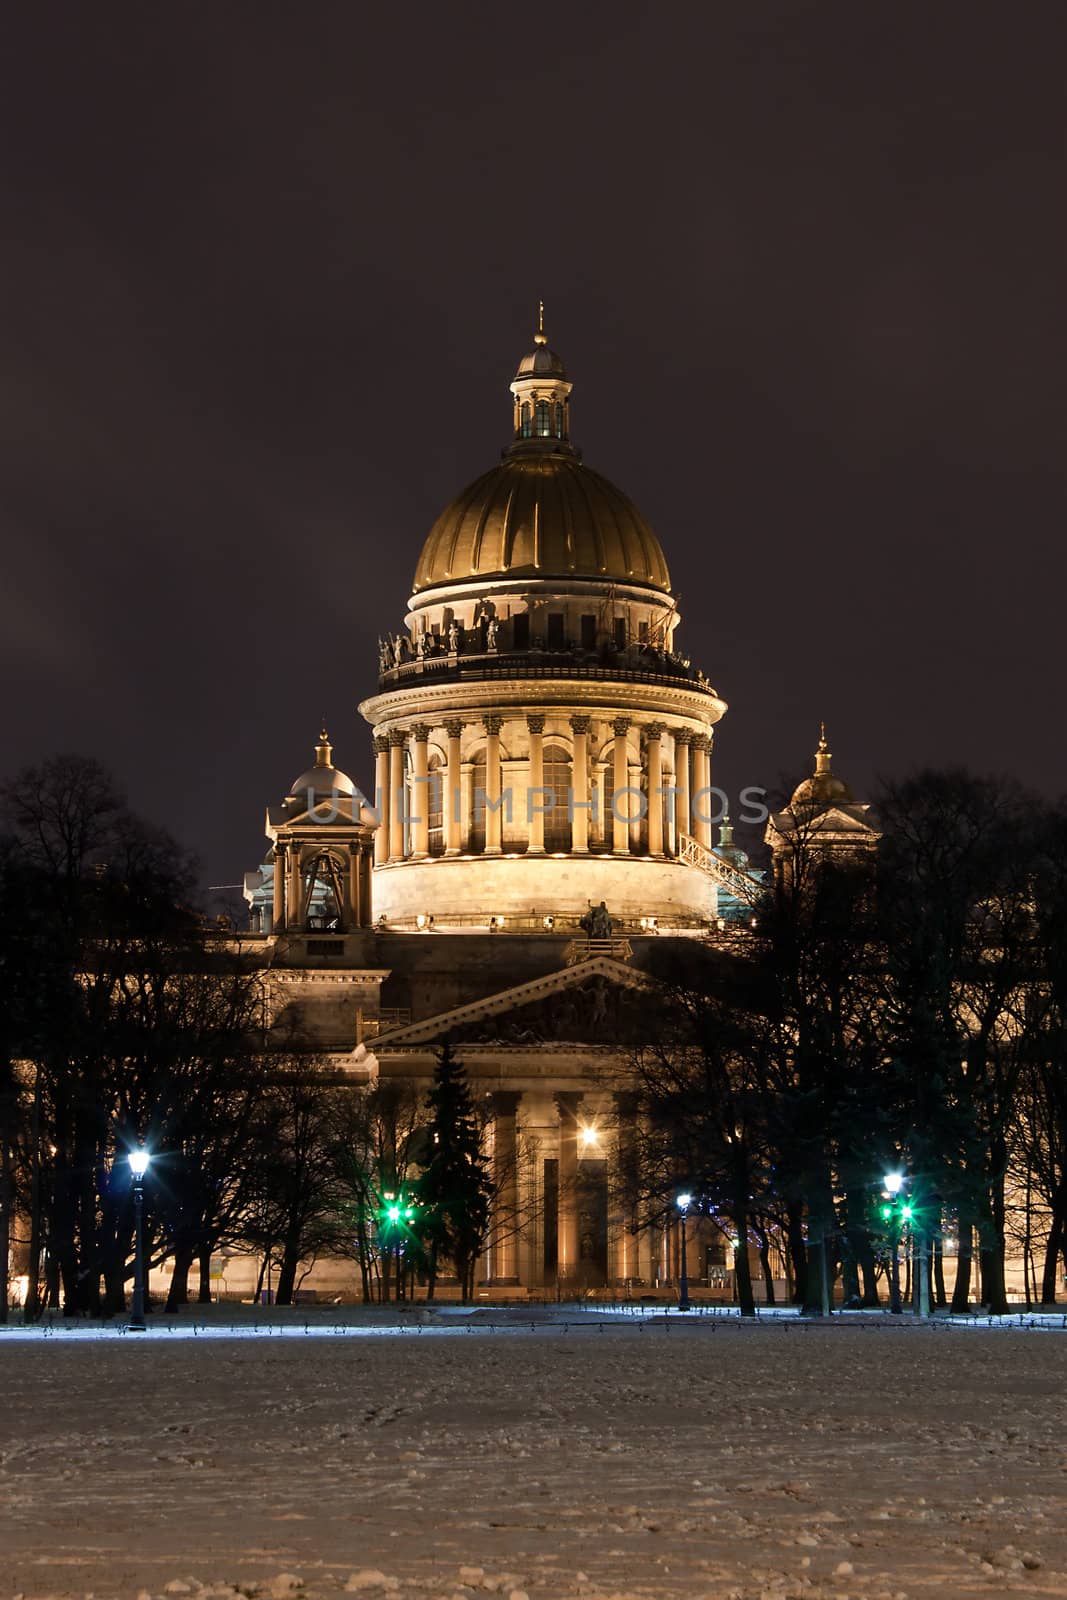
(377, 956, 653, 1048)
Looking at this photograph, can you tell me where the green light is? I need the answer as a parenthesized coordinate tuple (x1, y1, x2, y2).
(880, 1204, 892, 1220)
(404, 1207, 414, 1221)
(901, 1203, 913, 1221)
(387, 1204, 401, 1223)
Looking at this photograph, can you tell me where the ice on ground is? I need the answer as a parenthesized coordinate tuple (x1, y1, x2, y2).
(2, 1319, 1066, 1599)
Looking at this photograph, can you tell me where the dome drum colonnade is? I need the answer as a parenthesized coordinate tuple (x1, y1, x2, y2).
(359, 320, 727, 929)
(367, 714, 717, 861)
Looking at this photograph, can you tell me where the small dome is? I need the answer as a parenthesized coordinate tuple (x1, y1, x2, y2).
(514, 302, 568, 379)
(515, 342, 568, 378)
(413, 452, 671, 593)
(791, 772, 855, 806)
(289, 729, 357, 802)
(289, 764, 357, 799)
(790, 726, 855, 807)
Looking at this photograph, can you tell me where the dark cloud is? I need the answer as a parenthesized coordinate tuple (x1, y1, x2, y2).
(1, 2, 1064, 887)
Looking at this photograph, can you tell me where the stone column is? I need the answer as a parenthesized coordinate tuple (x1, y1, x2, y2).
(693, 734, 712, 849)
(444, 719, 463, 855)
(612, 1091, 640, 1283)
(411, 724, 430, 859)
(359, 845, 373, 926)
(347, 842, 361, 928)
(490, 1091, 522, 1283)
(271, 843, 286, 932)
(555, 1092, 583, 1288)
(287, 845, 303, 929)
(645, 723, 664, 856)
(373, 737, 390, 865)
(570, 715, 590, 853)
(461, 761, 474, 854)
(611, 718, 631, 855)
(484, 715, 503, 855)
(526, 715, 545, 854)
(388, 732, 406, 861)
(672, 729, 691, 850)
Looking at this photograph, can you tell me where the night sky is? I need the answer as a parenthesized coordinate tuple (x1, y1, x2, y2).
(2, 4, 1064, 896)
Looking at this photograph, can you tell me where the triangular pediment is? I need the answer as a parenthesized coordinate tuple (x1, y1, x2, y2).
(375, 956, 654, 1048)
(266, 797, 378, 838)
(768, 802, 879, 839)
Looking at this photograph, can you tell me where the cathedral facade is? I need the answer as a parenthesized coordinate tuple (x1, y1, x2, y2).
(237, 320, 855, 1300)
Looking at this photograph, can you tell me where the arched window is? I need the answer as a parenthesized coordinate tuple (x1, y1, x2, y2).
(401, 745, 412, 858)
(305, 851, 345, 928)
(535, 399, 551, 437)
(589, 761, 610, 852)
(520, 402, 532, 439)
(427, 756, 444, 857)
(469, 752, 487, 853)
(542, 745, 572, 852)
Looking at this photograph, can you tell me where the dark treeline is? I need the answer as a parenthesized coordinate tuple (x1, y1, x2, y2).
(2, 755, 1066, 1320)
(0, 757, 494, 1320)
(626, 771, 1067, 1316)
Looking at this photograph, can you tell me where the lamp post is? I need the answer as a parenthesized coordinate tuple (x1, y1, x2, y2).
(906, 1190, 930, 1319)
(676, 1193, 692, 1311)
(882, 1171, 903, 1315)
(128, 1149, 151, 1331)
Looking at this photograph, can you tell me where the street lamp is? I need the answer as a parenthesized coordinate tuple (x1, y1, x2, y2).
(882, 1170, 904, 1314)
(128, 1148, 151, 1331)
(676, 1193, 692, 1311)
(881, 1169, 930, 1318)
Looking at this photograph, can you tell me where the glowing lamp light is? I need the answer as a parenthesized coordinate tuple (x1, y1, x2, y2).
(128, 1149, 151, 1180)
(901, 1203, 913, 1222)
(883, 1171, 904, 1196)
(416, 913, 427, 929)
(579, 1124, 599, 1150)
(387, 1204, 401, 1224)
(676, 1192, 693, 1211)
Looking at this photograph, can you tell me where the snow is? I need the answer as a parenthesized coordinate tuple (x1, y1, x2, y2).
(2, 1313, 1066, 1599)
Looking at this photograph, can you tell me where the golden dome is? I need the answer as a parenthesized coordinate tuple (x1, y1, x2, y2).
(412, 452, 671, 593)
(790, 725, 855, 807)
(288, 728, 357, 801)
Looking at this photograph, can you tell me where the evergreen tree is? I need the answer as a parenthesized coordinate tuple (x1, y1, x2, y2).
(420, 1041, 492, 1302)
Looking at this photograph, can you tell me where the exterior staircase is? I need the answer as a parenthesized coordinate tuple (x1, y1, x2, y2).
(677, 832, 764, 909)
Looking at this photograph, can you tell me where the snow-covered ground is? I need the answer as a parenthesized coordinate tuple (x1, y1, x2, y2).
(2, 1313, 1065, 1600)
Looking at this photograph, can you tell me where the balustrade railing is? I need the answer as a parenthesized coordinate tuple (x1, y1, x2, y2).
(677, 832, 764, 908)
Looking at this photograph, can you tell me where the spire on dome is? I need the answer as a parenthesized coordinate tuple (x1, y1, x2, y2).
(315, 726, 333, 768)
(534, 299, 547, 346)
(788, 722, 855, 807)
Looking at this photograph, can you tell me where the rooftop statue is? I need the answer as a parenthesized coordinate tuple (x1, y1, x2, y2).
(580, 901, 614, 939)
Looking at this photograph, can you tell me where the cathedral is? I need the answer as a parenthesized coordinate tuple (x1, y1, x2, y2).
(235, 317, 875, 1300)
